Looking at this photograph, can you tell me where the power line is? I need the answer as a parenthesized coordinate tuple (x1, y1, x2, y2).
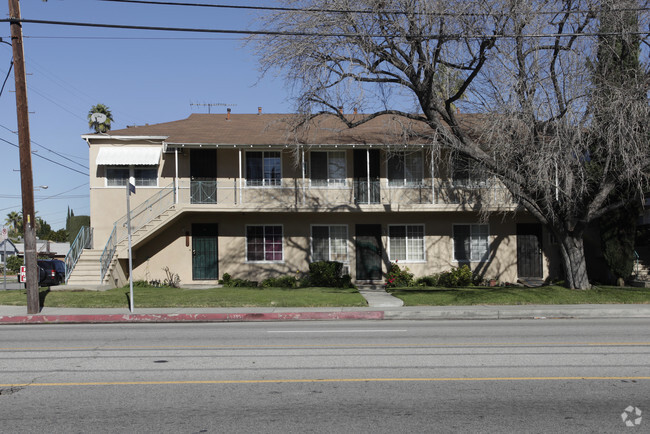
(1, 18, 648, 39)
(0, 182, 89, 213)
(97, 0, 650, 17)
(0, 137, 89, 176)
(0, 123, 89, 170)
(0, 58, 12, 99)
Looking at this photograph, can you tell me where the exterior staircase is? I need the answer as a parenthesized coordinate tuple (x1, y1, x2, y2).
(65, 249, 104, 287)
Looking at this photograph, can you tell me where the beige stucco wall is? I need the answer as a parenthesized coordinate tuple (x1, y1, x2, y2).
(108, 211, 553, 287)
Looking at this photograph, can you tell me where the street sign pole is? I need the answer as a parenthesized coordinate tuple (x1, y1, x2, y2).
(126, 183, 135, 313)
(2, 227, 7, 291)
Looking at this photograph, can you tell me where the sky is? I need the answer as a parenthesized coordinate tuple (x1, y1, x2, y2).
(0, 0, 291, 232)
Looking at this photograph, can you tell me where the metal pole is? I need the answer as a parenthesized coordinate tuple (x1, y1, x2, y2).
(9, 0, 38, 313)
(126, 184, 134, 313)
(3, 237, 6, 291)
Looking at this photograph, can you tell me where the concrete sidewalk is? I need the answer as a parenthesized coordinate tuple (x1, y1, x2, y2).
(1, 303, 649, 324)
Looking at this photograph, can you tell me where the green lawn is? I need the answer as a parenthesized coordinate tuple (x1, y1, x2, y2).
(0, 286, 368, 308)
(387, 285, 650, 306)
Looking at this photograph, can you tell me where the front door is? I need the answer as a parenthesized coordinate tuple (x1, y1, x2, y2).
(190, 149, 217, 204)
(517, 223, 543, 278)
(355, 224, 382, 280)
(353, 149, 380, 204)
(192, 223, 219, 280)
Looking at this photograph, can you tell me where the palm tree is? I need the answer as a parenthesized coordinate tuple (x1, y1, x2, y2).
(5, 211, 21, 231)
(88, 103, 114, 133)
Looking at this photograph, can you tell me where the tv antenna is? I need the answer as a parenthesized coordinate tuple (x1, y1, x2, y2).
(190, 102, 237, 114)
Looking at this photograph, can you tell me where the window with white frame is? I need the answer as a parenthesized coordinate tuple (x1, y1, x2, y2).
(453, 224, 489, 262)
(312, 225, 348, 262)
(389, 225, 425, 261)
(310, 151, 346, 186)
(387, 151, 424, 186)
(246, 151, 281, 187)
(246, 225, 283, 262)
(106, 166, 158, 187)
(452, 156, 487, 187)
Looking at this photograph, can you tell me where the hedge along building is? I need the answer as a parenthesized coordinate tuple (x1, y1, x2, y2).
(77, 111, 561, 287)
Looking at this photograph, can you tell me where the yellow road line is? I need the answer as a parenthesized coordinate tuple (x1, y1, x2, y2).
(2, 376, 650, 388)
(1, 342, 650, 351)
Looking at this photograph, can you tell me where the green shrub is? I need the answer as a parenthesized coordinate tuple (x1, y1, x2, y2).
(306, 261, 352, 288)
(415, 275, 440, 287)
(220, 273, 257, 287)
(261, 276, 297, 288)
(384, 262, 414, 288)
(5, 255, 23, 274)
(438, 265, 473, 287)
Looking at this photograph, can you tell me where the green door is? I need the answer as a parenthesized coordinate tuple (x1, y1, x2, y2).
(355, 224, 382, 280)
(192, 224, 219, 280)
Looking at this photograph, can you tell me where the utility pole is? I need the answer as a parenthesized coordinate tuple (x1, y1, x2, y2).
(9, 0, 39, 314)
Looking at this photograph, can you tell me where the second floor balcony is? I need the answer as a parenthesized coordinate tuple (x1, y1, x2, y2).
(180, 177, 513, 210)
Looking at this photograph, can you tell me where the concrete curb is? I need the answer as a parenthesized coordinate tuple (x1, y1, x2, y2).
(0, 311, 384, 325)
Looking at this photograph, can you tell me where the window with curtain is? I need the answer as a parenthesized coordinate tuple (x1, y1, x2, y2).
(310, 151, 346, 186)
(312, 225, 348, 262)
(389, 225, 425, 261)
(387, 151, 423, 186)
(106, 167, 129, 187)
(106, 166, 158, 187)
(247, 225, 283, 262)
(453, 224, 489, 262)
(246, 152, 282, 186)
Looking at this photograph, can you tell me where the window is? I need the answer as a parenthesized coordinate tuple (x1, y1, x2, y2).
(106, 166, 158, 187)
(312, 225, 348, 262)
(134, 167, 158, 186)
(246, 225, 283, 262)
(246, 152, 281, 186)
(106, 167, 129, 186)
(452, 156, 487, 187)
(388, 152, 423, 186)
(389, 225, 425, 261)
(310, 151, 346, 186)
(453, 224, 489, 262)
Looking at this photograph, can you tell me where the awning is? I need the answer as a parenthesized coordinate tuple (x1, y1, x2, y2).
(96, 147, 162, 165)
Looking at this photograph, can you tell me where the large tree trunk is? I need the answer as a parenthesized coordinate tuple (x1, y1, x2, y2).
(558, 233, 591, 290)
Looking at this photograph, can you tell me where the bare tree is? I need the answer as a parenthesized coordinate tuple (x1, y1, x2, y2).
(255, 0, 650, 289)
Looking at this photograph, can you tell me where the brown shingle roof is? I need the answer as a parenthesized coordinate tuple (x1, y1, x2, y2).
(101, 113, 436, 146)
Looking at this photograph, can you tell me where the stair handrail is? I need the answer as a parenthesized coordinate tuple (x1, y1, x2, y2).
(100, 225, 117, 283)
(64, 226, 93, 283)
(634, 250, 640, 278)
(99, 182, 176, 283)
(112, 182, 175, 245)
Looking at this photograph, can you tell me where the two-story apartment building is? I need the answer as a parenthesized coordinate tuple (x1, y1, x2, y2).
(77, 112, 558, 287)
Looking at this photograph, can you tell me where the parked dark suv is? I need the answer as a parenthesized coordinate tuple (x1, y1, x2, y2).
(37, 259, 66, 286)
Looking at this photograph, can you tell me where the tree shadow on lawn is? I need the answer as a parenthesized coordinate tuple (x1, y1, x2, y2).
(38, 288, 50, 308)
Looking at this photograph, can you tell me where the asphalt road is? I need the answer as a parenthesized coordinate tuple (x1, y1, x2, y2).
(0, 319, 649, 433)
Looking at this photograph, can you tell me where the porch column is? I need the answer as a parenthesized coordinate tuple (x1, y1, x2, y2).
(238, 148, 243, 205)
(301, 147, 306, 206)
(174, 147, 179, 204)
(430, 146, 436, 204)
(366, 148, 370, 204)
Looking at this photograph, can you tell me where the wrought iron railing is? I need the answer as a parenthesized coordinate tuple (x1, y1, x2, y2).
(100, 182, 175, 283)
(190, 180, 217, 204)
(64, 226, 92, 283)
(354, 179, 381, 204)
(100, 225, 117, 283)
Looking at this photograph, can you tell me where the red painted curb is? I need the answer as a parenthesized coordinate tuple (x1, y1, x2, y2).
(0, 311, 384, 324)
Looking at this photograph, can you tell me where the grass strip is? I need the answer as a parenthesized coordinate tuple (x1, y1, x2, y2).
(0, 286, 367, 309)
(387, 285, 650, 306)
